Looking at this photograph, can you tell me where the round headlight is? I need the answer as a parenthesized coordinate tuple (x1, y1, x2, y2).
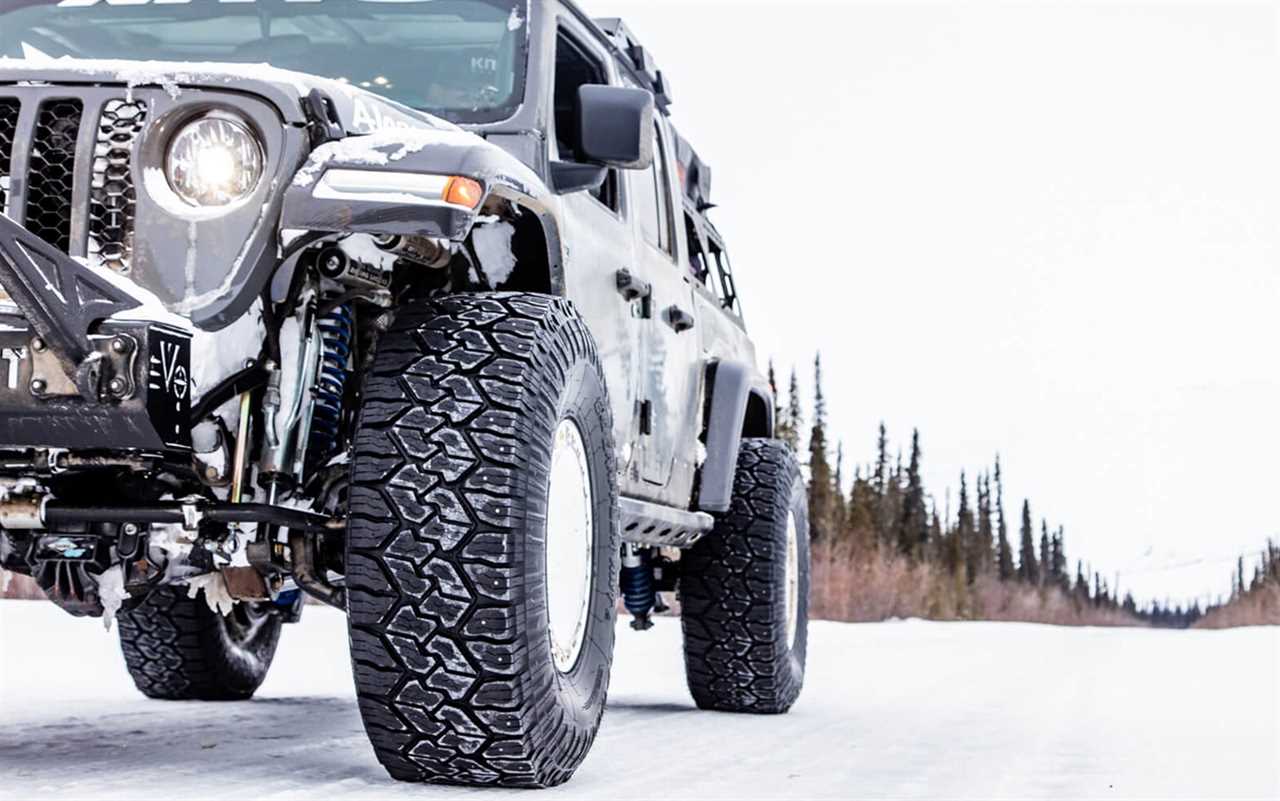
(165, 115, 264, 209)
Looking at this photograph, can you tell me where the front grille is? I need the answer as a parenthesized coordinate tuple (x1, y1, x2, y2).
(26, 99, 84, 253)
(0, 93, 148, 271)
(89, 100, 147, 274)
(0, 98, 17, 217)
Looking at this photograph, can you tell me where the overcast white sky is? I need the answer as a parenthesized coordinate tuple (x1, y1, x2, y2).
(590, 0, 1280, 604)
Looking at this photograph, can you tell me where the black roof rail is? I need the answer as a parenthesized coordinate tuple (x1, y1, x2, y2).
(567, 7, 710, 208)
(592, 15, 673, 113)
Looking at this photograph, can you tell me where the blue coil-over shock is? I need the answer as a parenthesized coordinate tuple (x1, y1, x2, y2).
(621, 543, 657, 630)
(306, 300, 353, 474)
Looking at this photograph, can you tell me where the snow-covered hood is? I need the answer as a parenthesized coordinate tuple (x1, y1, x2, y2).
(0, 56, 458, 136)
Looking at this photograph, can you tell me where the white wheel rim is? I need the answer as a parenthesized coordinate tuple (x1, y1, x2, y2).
(545, 419, 594, 673)
(784, 511, 800, 649)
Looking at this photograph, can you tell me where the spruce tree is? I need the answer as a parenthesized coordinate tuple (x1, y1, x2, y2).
(834, 441, 844, 495)
(952, 471, 974, 579)
(813, 354, 827, 431)
(767, 359, 785, 444)
(872, 422, 889, 496)
(994, 458, 1014, 581)
(895, 429, 928, 558)
(974, 473, 994, 578)
(806, 354, 834, 542)
(781, 368, 803, 454)
(1017, 500, 1039, 584)
(880, 448, 906, 548)
(1039, 521, 1052, 587)
(847, 467, 878, 553)
(871, 424, 897, 547)
(928, 507, 944, 563)
(832, 442, 848, 538)
(1052, 527, 1068, 589)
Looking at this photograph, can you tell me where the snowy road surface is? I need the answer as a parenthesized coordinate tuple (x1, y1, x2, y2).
(1, 602, 1277, 800)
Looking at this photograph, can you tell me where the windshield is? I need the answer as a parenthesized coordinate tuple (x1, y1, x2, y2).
(0, 0, 528, 124)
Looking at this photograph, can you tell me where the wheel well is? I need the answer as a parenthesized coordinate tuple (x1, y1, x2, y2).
(742, 388, 773, 438)
(471, 204, 562, 294)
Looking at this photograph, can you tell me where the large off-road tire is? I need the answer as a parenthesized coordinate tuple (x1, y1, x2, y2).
(346, 293, 619, 788)
(680, 438, 809, 713)
(116, 586, 282, 700)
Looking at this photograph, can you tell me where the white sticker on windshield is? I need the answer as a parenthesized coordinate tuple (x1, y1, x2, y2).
(19, 43, 54, 60)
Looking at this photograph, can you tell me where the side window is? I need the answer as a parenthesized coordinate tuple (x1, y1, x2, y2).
(708, 239, 739, 313)
(553, 29, 618, 211)
(685, 212, 710, 284)
(636, 124, 675, 257)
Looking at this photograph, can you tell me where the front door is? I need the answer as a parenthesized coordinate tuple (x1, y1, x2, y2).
(626, 119, 700, 505)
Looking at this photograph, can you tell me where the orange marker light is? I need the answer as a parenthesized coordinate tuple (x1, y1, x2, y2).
(443, 176, 483, 209)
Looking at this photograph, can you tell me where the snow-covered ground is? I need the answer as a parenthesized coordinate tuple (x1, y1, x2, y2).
(1, 601, 1276, 800)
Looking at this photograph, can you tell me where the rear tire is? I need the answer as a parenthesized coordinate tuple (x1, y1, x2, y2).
(680, 438, 809, 713)
(117, 586, 282, 701)
(346, 294, 619, 788)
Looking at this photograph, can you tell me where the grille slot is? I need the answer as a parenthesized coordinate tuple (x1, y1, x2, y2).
(26, 99, 84, 253)
(0, 98, 17, 218)
(89, 99, 147, 274)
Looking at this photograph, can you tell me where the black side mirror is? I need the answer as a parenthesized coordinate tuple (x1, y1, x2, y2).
(577, 85, 654, 170)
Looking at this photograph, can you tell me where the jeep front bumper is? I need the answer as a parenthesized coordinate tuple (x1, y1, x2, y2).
(0, 213, 192, 451)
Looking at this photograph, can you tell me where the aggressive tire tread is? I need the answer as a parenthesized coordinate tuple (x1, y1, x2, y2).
(117, 586, 281, 701)
(347, 293, 617, 788)
(680, 438, 808, 714)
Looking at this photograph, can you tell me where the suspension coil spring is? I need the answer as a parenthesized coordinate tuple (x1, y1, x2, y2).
(306, 301, 353, 473)
(620, 544, 656, 630)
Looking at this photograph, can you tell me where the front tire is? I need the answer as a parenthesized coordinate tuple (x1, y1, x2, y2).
(117, 586, 282, 701)
(346, 294, 619, 788)
(680, 438, 809, 713)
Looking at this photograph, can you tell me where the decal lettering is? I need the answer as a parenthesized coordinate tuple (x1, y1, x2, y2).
(149, 340, 188, 401)
(350, 99, 414, 134)
(160, 341, 188, 400)
(0, 347, 26, 390)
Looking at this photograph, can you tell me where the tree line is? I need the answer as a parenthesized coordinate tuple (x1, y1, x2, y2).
(774, 354, 1228, 628)
(1196, 540, 1280, 628)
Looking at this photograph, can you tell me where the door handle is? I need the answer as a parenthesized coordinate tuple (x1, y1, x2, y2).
(615, 269, 651, 302)
(665, 305, 695, 333)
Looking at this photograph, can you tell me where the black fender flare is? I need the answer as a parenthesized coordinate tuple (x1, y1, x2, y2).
(697, 360, 775, 513)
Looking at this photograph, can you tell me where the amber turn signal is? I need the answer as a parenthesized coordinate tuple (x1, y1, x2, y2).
(443, 176, 484, 209)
